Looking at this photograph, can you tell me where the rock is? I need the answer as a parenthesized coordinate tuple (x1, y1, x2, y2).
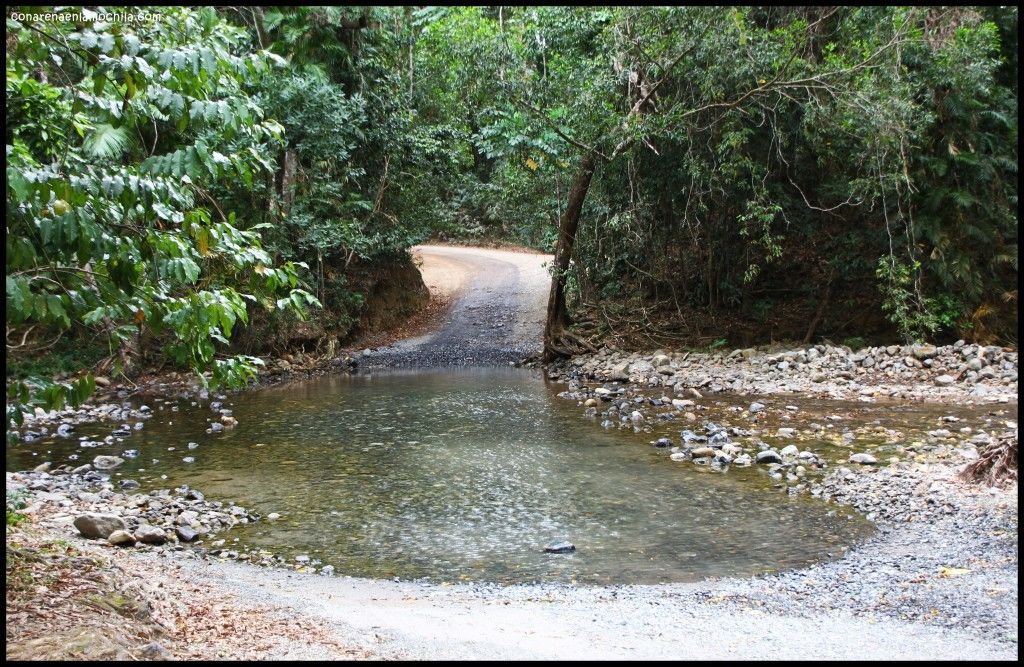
(544, 541, 576, 554)
(119, 479, 140, 490)
(594, 388, 612, 399)
(629, 360, 654, 374)
(108, 530, 137, 547)
(92, 455, 125, 470)
(776, 361, 790, 371)
(295, 554, 310, 564)
(749, 402, 766, 413)
(671, 399, 695, 410)
(755, 451, 782, 464)
(912, 344, 938, 360)
(33, 462, 51, 473)
(175, 510, 199, 526)
(139, 642, 171, 661)
(934, 374, 955, 386)
(811, 372, 827, 383)
(849, 453, 878, 465)
(780, 444, 800, 457)
(584, 398, 599, 408)
(267, 512, 282, 521)
(733, 454, 753, 466)
(776, 428, 797, 438)
(690, 447, 716, 458)
(135, 524, 168, 545)
(185, 489, 205, 501)
(209, 422, 224, 433)
(94, 376, 111, 387)
(175, 526, 199, 543)
(630, 410, 644, 422)
(654, 438, 673, 448)
(967, 357, 984, 371)
(74, 513, 127, 539)
(609, 362, 630, 381)
(686, 388, 703, 399)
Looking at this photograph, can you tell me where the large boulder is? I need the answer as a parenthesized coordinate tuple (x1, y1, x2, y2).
(74, 513, 126, 539)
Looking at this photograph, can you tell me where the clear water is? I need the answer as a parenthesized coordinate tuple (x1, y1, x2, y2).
(10, 368, 881, 584)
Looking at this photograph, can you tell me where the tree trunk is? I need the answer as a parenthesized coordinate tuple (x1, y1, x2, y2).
(803, 270, 834, 344)
(543, 153, 597, 362)
(280, 149, 298, 213)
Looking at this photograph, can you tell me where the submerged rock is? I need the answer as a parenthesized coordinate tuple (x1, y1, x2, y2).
(544, 541, 576, 554)
(92, 455, 125, 470)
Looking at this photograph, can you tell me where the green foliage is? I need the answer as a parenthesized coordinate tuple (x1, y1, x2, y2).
(6, 7, 320, 431)
(413, 6, 1017, 342)
(876, 258, 965, 342)
(6, 490, 29, 527)
(6, 337, 108, 381)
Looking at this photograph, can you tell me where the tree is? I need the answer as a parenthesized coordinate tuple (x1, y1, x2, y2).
(6, 7, 318, 432)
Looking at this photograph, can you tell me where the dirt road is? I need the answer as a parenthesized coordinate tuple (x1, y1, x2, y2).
(359, 244, 551, 367)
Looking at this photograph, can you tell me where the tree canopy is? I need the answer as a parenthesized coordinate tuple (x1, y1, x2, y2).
(6, 6, 1018, 427)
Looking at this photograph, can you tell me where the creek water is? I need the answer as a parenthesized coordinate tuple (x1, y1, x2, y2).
(5, 368, 931, 584)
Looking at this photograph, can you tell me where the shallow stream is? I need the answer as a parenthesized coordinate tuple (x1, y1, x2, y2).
(18, 369, 960, 584)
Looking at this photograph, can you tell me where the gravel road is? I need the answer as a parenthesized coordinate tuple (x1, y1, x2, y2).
(358, 244, 551, 367)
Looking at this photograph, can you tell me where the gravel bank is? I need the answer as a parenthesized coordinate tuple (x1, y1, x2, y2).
(541, 341, 1017, 404)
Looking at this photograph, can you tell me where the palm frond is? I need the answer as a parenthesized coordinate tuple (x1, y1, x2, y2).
(82, 123, 134, 160)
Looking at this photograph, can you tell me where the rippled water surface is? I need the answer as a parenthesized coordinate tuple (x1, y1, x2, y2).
(11, 369, 881, 584)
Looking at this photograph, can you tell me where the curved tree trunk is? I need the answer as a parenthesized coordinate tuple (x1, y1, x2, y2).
(543, 153, 597, 362)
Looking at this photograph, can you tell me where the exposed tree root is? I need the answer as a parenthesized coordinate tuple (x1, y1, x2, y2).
(543, 329, 597, 362)
(958, 435, 1018, 487)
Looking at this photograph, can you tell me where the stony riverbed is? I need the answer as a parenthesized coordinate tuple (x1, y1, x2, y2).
(6, 339, 1018, 657)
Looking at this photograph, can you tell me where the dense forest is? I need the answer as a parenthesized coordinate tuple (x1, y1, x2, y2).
(6, 6, 1019, 418)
